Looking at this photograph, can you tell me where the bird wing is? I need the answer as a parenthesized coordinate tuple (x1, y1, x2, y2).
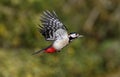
(39, 10, 68, 41)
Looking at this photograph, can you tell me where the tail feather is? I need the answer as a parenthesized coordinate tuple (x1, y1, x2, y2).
(32, 49, 44, 55)
(32, 45, 54, 55)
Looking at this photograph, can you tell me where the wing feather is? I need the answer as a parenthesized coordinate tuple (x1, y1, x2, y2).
(39, 11, 68, 41)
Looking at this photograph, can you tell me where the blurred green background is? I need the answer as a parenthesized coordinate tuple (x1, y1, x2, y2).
(0, 0, 120, 77)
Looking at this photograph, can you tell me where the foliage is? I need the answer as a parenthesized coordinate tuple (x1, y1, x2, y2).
(0, 0, 120, 77)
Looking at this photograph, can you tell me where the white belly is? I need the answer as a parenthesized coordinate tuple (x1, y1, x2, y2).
(53, 37, 69, 50)
(53, 29, 69, 50)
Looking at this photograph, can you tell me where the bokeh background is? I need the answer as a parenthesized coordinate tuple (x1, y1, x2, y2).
(0, 0, 120, 77)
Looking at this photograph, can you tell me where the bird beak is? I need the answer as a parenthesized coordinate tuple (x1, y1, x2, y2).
(78, 35, 84, 38)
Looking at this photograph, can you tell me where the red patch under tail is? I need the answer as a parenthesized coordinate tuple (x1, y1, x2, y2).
(45, 47, 56, 53)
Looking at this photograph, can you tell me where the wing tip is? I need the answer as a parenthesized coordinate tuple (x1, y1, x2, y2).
(42, 10, 58, 19)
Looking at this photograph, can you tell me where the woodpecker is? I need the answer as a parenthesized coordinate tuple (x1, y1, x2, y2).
(33, 11, 83, 55)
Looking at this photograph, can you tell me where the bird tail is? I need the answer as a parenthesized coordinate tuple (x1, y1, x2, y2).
(32, 45, 54, 55)
(32, 49, 44, 55)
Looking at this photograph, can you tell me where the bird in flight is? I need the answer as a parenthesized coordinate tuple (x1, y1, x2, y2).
(33, 11, 83, 55)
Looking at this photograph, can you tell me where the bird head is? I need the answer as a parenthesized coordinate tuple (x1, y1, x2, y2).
(69, 32, 83, 42)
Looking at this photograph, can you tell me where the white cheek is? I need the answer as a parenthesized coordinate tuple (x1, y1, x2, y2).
(71, 34, 76, 38)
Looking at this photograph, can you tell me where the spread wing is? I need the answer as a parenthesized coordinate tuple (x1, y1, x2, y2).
(39, 10, 68, 41)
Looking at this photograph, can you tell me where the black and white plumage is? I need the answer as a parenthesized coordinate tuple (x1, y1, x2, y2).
(40, 11, 67, 41)
(33, 11, 82, 55)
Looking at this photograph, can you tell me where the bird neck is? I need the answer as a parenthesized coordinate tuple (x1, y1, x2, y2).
(69, 36, 74, 42)
(45, 46, 56, 53)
